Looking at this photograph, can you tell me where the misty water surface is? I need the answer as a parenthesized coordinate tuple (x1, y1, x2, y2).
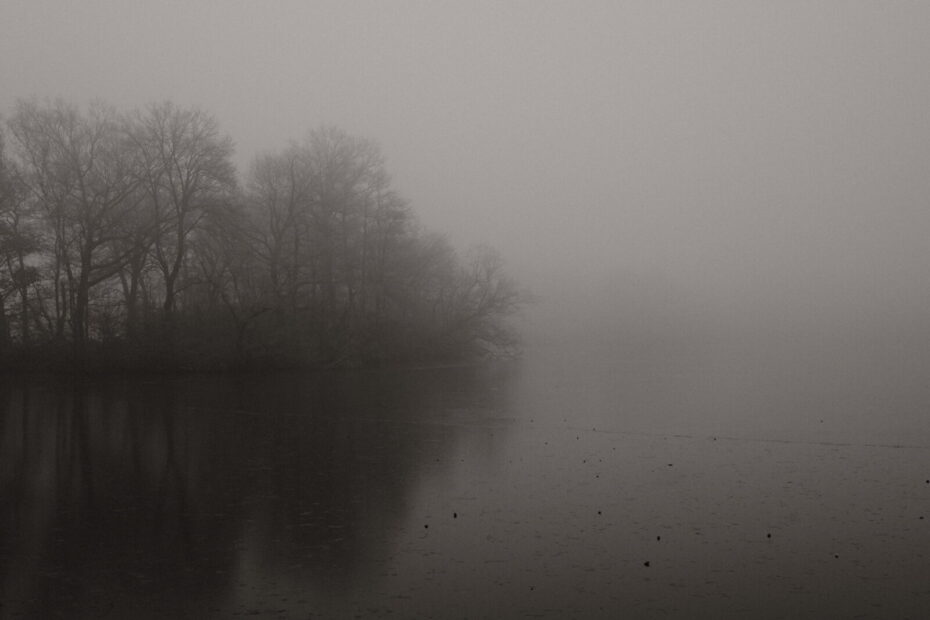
(3, 326, 930, 618)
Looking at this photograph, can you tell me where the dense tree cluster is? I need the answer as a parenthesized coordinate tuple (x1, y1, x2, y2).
(0, 99, 524, 370)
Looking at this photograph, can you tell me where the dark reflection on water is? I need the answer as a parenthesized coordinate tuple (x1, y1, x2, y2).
(3, 333, 930, 618)
(0, 364, 520, 618)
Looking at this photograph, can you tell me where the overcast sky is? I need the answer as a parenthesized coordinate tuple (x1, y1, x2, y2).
(3, 1, 930, 329)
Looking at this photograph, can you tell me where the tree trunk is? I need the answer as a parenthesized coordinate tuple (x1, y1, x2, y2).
(72, 270, 89, 360)
(18, 284, 29, 345)
(0, 298, 11, 353)
(8, 247, 33, 345)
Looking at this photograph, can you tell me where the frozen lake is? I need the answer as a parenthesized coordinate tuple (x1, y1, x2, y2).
(2, 328, 930, 618)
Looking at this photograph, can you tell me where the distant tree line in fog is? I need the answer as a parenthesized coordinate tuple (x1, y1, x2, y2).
(0, 99, 525, 370)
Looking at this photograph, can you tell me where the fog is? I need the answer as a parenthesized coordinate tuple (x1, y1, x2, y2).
(3, 0, 930, 341)
(6, 6, 930, 615)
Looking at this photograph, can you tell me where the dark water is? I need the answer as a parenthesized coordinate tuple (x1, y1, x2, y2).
(3, 331, 930, 618)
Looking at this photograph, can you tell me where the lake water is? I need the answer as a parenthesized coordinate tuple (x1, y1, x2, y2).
(2, 328, 930, 618)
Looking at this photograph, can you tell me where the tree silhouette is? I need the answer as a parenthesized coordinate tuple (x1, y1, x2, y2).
(0, 98, 525, 370)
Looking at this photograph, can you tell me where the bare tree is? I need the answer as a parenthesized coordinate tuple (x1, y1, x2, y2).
(8, 100, 145, 354)
(0, 127, 41, 345)
(301, 127, 385, 330)
(130, 102, 236, 328)
(247, 145, 312, 311)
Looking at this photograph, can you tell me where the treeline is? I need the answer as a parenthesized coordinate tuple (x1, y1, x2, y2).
(0, 99, 524, 371)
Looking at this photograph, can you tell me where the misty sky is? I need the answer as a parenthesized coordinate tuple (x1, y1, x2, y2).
(3, 1, 930, 328)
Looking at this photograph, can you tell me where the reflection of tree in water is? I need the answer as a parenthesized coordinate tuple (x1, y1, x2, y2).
(0, 380, 236, 617)
(0, 363, 520, 617)
(191, 366, 520, 594)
